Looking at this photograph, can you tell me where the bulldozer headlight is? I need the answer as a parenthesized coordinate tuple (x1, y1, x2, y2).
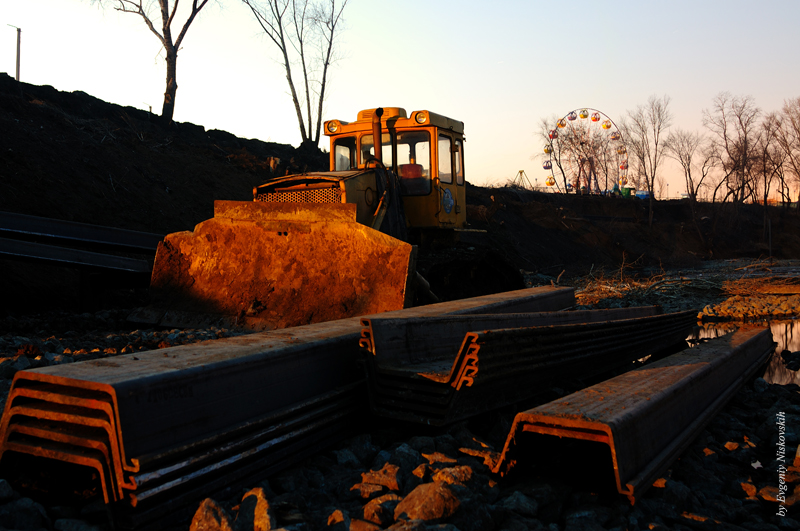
(414, 112, 427, 124)
(326, 121, 339, 133)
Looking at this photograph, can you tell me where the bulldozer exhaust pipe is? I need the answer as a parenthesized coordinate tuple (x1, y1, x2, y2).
(372, 108, 384, 164)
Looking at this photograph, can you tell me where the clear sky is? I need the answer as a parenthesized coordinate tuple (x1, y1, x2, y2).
(3, 1, 799, 194)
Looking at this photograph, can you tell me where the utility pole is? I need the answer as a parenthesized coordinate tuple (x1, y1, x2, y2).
(7, 25, 20, 81)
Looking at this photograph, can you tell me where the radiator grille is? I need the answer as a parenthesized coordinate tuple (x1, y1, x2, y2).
(256, 188, 341, 204)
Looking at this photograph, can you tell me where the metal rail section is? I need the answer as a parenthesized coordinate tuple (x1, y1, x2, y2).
(0, 211, 161, 276)
(0, 211, 164, 252)
(0, 286, 574, 528)
(491, 326, 775, 504)
(0, 237, 152, 273)
(359, 308, 697, 425)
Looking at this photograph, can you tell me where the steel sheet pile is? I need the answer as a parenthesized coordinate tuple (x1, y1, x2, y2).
(0, 286, 574, 529)
(359, 307, 697, 425)
(0, 326, 364, 529)
(491, 326, 776, 504)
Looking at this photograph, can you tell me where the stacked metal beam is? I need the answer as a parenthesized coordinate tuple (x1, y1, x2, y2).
(360, 308, 698, 425)
(0, 286, 574, 529)
(0, 211, 161, 273)
(491, 326, 775, 504)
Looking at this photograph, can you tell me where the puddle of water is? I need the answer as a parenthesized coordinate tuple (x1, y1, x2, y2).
(763, 321, 800, 385)
(691, 320, 800, 386)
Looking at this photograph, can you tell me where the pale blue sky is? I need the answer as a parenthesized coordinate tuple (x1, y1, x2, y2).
(3, 1, 799, 193)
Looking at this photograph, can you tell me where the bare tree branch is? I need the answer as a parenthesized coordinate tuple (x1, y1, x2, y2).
(244, 0, 348, 145)
(621, 95, 672, 226)
(775, 97, 800, 202)
(312, 0, 347, 144)
(664, 128, 714, 201)
(702, 92, 761, 204)
(104, 1, 210, 123)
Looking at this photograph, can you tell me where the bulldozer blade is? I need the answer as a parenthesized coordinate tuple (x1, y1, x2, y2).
(136, 201, 416, 330)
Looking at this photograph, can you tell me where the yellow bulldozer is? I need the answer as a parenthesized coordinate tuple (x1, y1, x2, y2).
(131, 107, 470, 331)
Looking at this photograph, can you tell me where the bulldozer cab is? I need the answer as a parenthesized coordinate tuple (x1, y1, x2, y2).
(324, 108, 467, 230)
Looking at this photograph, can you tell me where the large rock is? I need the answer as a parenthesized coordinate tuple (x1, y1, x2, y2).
(361, 463, 402, 491)
(0, 479, 15, 503)
(190, 498, 234, 531)
(502, 491, 538, 518)
(349, 519, 381, 531)
(363, 493, 402, 526)
(327, 508, 351, 530)
(0, 497, 51, 531)
(386, 520, 428, 531)
(334, 449, 362, 469)
(394, 481, 461, 523)
(390, 444, 425, 476)
(431, 466, 473, 488)
(350, 483, 385, 500)
(234, 488, 276, 531)
(449, 494, 495, 531)
(0, 354, 31, 378)
(342, 434, 380, 466)
(407, 436, 436, 454)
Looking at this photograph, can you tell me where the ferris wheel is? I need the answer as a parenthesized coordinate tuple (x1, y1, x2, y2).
(542, 108, 628, 193)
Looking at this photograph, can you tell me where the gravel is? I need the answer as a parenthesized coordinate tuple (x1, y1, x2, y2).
(0, 308, 799, 530)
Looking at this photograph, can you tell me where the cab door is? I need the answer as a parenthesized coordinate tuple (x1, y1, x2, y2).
(436, 133, 459, 227)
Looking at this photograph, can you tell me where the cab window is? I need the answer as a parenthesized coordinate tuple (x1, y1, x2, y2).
(333, 136, 356, 170)
(438, 134, 452, 184)
(455, 139, 464, 185)
(396, 130, 431, 196)
(360, 133, 393, 167)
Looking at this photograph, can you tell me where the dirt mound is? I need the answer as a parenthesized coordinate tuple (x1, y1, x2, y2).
(464, 184, 800, 277)
(0, 73, 327, 233)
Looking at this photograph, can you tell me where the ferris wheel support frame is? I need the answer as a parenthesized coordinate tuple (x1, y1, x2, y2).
(542, 107, 628, 195)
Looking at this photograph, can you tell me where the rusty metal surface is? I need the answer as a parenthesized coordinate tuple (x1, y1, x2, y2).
(492, 326, 775, 504)
(146, 200, 416, 331)
(448, 287, 575, 315)
(360, 307, 662, 366)
(360, 309, 696, 425)
(0, 285, 573, 528)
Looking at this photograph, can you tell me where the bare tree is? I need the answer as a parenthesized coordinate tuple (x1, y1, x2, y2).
(243, 0, 348, 147)
(752, 113, 786, 239)
(104, 1, 210, 123)
(664, 129, 715, 202)
(621, 95, 672, 226)
(775, 97, 800, 202)
(664, 129, 714, 243)
(702, 92, 761, 204)
(311, 0, 346, 143)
